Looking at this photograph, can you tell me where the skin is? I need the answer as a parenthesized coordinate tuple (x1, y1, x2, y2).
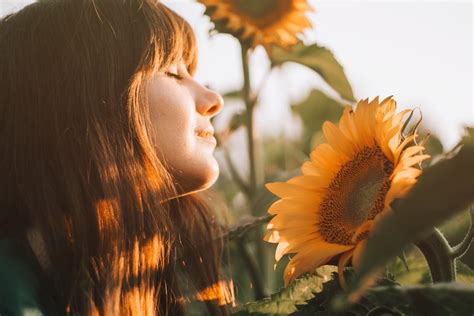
(146, 62, 223, 195)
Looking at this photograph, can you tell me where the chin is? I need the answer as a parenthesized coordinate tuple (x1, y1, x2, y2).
(174, 161, 219, 196)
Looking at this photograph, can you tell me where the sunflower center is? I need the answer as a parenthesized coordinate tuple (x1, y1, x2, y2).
(319, 146, 393, 245)
(232, 0, 291, 27)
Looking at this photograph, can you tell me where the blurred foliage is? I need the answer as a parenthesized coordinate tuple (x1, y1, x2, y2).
(271, 43, 355, 102)
(291, 89, 344, 155)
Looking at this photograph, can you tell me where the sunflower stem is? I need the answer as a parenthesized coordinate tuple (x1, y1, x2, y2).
(235, 237, 266, 300)
(240, 42, 267, 299)
(414, 228, 456, 282)
(241, 44, 258, 196)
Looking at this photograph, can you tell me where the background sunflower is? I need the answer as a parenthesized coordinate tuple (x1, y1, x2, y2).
(198, 0, 313, 51)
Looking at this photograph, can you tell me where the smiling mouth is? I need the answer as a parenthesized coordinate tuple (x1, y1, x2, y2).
(196, 131, 213, 137)
(195, 131, 217, 146)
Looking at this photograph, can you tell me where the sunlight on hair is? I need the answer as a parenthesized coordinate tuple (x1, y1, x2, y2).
(96, 199, 119, 233)
(131, 234, 166, 277)
(195, 279, 236, 307)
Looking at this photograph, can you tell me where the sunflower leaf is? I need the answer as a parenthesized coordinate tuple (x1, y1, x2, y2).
(229, 111, 247, 132)
(294, 274, 474, 315)
(398, 250, 410, 272)
(291, 89, 344, 154)
(361, 283, 474, 315)
(270, 43, 355, 102)
(332, 127, 474, 311)
(233, 266, 337, 315)
(223, 90, 243, 100)
(226, 214, 273, 241)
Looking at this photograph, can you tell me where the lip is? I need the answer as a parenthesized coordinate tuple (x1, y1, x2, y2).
(195, 128, 215, 137)
(196, 134, 217, 146)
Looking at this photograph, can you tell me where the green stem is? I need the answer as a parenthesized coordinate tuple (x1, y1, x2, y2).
(241, 44, 257, 196)
(414, 228, 456, 282)
(239, 42, 267, 299)
(236, 238, 265, 300)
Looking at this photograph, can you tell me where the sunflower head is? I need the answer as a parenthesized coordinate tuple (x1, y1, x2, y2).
(198, 0, 313, 52)
(264, 96, 429, 287)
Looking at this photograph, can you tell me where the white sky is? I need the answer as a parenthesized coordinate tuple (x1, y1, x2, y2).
(1, 0, 472, 150)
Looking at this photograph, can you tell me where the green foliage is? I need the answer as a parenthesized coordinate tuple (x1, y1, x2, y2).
(291, 89, 344, 154)
(362, 283, 474, 316)
(223, 90, 244, 100)
(229, 111, 247, 132)
(271, 43, 355, 102)
(295, 271, 474, 316)
(227, 215, 273, 241)
(456, 260, 474, 284)
(233, 266, 337, 315)
(293, 270, 401, 315)
(262, 137, 308, 178)
(335, 128, 474, 310)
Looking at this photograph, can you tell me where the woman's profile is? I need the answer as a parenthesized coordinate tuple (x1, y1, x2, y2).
(0, 0, 232, 314)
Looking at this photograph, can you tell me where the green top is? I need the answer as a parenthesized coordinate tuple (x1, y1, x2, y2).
(0, 237, 59, 315)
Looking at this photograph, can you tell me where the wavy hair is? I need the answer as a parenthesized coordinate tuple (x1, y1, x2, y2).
(0, 0, 232, 314)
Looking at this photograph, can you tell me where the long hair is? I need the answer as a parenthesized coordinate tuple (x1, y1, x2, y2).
(0, 0, 232, 314)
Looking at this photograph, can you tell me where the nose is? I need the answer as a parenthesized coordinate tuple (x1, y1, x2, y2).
(196, 85, 223, 118)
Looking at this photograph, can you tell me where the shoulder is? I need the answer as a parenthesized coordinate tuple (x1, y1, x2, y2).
(0, 238, 45, 315)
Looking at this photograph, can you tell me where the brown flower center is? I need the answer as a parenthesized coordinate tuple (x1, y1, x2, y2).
(319, 146, 393, 245)
(232, 0, 292, 28)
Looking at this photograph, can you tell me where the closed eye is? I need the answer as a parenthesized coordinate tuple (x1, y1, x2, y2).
(165, 72, 184, 81)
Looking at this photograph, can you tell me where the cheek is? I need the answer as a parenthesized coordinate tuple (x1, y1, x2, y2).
(148, 85, 196, 157)
(151, 112, 197, 169)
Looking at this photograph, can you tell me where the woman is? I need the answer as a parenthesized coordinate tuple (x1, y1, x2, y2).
(0, 0, 232, 315)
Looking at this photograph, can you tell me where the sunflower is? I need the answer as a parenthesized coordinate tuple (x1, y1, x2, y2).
(264, 96, 429, 288)
(198, 0, 313, 51)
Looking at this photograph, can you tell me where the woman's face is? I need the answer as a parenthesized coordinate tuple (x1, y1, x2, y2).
(146, 62, 223, 195)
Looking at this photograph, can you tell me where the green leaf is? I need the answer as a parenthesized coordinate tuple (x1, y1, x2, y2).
(398, 250, 410, 273)
(292, 270, 398, 315)
(223, 90, 243, 100)
(333, 128, 474, 310)
(362, 283, 474, 316)
(226, 214, 273, 241)
(291, 89, 344, 154)
(234, 266, 337, 315)
(229, 111, 246, 132)
(271, 43, 355, 101)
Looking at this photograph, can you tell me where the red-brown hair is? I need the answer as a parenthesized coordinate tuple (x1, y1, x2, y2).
(0, 0, 232, 314)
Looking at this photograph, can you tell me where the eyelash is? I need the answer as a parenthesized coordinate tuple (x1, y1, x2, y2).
(165, 72, 184, 81)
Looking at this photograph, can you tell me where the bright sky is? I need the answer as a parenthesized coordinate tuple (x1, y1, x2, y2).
(1, 0, 472, 150)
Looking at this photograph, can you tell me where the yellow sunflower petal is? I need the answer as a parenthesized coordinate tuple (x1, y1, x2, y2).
(199, 0, 313, 50)
(337, 248, 355, 289)
(275, 235, 325, 262)
(266, 182, 318, 199)
(287, 175, 328, 190)
(284, 243, 353, 286)
(322, 121, 356, 158)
